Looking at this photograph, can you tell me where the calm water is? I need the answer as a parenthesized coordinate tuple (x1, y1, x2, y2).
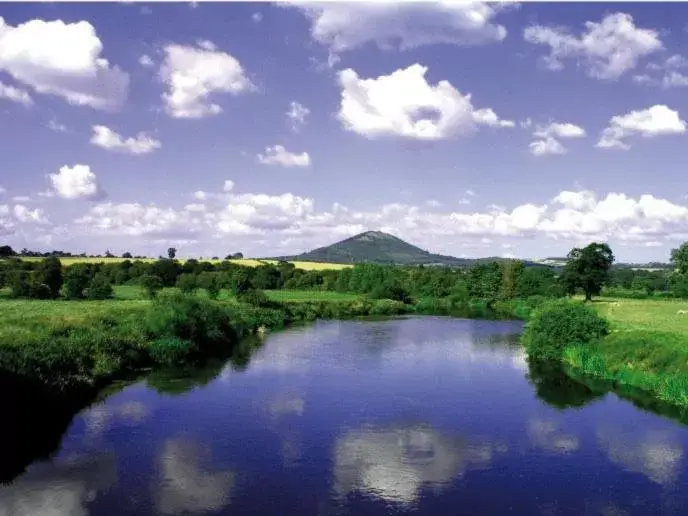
(3, 316, 688, 515)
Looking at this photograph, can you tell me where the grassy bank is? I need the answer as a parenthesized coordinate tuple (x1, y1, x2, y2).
(0, 289, 534, 393)
(553, 298, 688, 407)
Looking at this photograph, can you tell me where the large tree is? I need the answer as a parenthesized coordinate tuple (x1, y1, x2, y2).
(561, 243, 615, 301)
(671, 242, 688, 275)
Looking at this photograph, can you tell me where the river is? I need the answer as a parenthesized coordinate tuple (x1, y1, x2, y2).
(2, 316, 688, 515)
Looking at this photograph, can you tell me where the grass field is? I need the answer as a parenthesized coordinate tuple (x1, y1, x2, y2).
(11, 256, 351, 271)
(592, 297, 688, 333)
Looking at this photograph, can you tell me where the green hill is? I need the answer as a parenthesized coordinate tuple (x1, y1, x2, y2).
(270, 231, 538, 267)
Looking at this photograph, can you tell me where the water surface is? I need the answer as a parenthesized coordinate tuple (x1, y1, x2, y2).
(3, 316, 688, 515)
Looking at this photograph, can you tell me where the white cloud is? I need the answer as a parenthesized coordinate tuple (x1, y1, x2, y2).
(49, 164, 104, 200)
(223, 180, 234, 192)
(47, 119, 67, 132)
(252, 12, 263, 23)
(159, 42, 254, 118)
(12, 195, 30, 202)
(0, 17, 129, 109)
(597, 105, 686, 150)
(90, 125, 161, 155)
(286, 101, 310, 131)
(138, 54, 154, 67)
(337, 64, 510, 140)
(633, 54, 688, 88)
(0, 80, 32, 106)
(0, 186, 5, 194)
(257, 145, 311, 167)
(288, 2, 508, 54)
(0, 203, 48, 235)
(530, 121, 586, 156)
(524, 12, 663, 80)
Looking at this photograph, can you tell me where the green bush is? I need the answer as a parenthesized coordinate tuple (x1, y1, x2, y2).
(64, 266, 92, 300)
(85, 273, 114, 300)
(176, 273, 198, 295)
(140, 274, 163, 299)
(522, 299, 609, 361)
(237, 288, 271, 307)
(148, 337, 195, 365)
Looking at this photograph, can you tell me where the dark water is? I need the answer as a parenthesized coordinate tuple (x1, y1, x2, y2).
(3, 317, 688, 515)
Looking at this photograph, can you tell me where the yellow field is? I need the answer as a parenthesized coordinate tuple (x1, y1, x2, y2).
(593, 297, 688, 333)
(10, 256, 350, 271)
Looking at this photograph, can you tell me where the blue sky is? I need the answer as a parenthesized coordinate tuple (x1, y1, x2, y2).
(2, 1, 688, 261)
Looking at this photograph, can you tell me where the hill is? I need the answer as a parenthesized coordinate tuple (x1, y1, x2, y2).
(269, 231, 545, 267)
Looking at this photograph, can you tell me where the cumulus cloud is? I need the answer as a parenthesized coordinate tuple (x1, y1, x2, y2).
(69, 180, 688, 254)
(257, 145, 311, 167)
(287, 2, 508, 54)
(159, 42, 254, 118)
(90, 125, 161, 154)
(0, 80, 32, 106)
(530, 121, 586, 156)
(633, 54, 688, 88)
(138, 54, 154, 67)
(0, 17, 129, 109)
(597, 105, 686, 150)
(49, 164, 104, 200)
(337, 64, 512, 140)
(0, 203, 48, 235)
(286, 101, 310, 131)
(524, 12, 663, 80)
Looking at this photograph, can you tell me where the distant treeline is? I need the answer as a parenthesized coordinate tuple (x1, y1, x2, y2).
(2, 251, 687, 302)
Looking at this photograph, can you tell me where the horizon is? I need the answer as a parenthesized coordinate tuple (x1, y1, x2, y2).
(3, 2, 688, 262)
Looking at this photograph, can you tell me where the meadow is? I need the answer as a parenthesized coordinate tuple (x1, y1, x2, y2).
(15, 256, 352, 270)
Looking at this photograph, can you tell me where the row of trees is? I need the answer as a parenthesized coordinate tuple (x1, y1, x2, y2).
(0, 245, 244, 261)
(2, 241, 688, 303)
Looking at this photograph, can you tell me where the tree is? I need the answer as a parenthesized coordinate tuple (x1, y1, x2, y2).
(122, 252, 133, 259)
(671, 242, 688, 275)
(199, 272, 221, 299)
(86, 273, 114, 300)
(168, 247, 177, 260)
(0, 245, 15, 257)
(64, 264, 92, 300)
(36, 256, 63, 299)
(141, 274, 163, 299)
(561, 243, 614, 301)
(176, 273, 198, 294)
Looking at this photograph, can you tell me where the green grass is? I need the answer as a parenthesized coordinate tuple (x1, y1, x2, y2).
(556, 297, 688, 407)
(263, 289, 362, 302)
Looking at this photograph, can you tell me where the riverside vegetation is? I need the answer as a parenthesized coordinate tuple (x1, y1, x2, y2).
(2, 240, 688, 409)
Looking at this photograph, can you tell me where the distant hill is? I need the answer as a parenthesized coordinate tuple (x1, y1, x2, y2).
(269, 231, 546, 267)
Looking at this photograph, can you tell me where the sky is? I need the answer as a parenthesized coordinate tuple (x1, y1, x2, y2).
(2, 1, 688, 261)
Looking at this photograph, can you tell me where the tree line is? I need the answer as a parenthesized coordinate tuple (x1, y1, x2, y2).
(2, 241, 688, 302)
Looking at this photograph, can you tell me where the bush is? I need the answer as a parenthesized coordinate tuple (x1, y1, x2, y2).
(198, 272, 222, 300)
(237, 288, 271, 307)
(64, 266, 92, 300)
(86, 273, 114, 300)
(148, 337, 195, 365)
(176, 273, 198, 295)
(141, 274, 163, 299)
(522, 299, 610, 361)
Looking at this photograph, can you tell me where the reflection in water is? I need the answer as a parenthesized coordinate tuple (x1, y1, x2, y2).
(526, 359, 606, 410)
(596, 425, 684, 485)
(0, 452, 117, 516)
(83, 401, 148, 437)
(156, 438, 235, 515)
(528, 418, 579, 455)
(333, 424, 502, 505)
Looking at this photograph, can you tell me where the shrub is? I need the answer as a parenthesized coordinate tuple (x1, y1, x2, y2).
(148, 337, 195, 365)
(37, 256, 63, 299)
(86, 273, 114, 300)
(64, 266, 92, 300)
(176, 273, 198, 295)
(141, 274, 163, 299)
(522, 299, 610, 361)
(198, 272, 222, 300)
(237, 288, 271, 307)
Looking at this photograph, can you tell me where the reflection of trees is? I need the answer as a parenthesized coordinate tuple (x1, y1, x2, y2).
(0, 452, 117, 516)
(155, 438, 235, 515)
(526, 359, 605, 409)
(332, 424, 503, 505)
(145, 360, 227, 396)
(0, 373, 94, 484)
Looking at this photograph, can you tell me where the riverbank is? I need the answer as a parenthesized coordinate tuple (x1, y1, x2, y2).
(560, 298, 688, 407)
(0, 291, 535, 394)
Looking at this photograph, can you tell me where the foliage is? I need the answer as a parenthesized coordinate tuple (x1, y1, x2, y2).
(167, 247, 177, 260)
(176, 273, 198, 294)
(561, 242, 614, 301)
(140, 274, 163, 299)
(237, 288, 272, 307)
(522, 299, 609, 361)
(85, 273, 114, 300)
(64, 264, 92, 300)
(671, 242, 688, 275)
(198, 271, 222, 299)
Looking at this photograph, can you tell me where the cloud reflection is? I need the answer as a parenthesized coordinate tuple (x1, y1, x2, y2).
(332, 424, 502, 505)
(0, 453, 117, 516)
(155, 438, 235, 515)
(596, 425, 684, 486)
(528, 418, 579, 454)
